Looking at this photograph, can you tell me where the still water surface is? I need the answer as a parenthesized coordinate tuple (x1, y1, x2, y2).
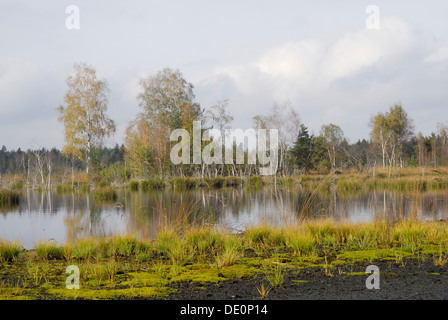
(1, 186, 448, 249)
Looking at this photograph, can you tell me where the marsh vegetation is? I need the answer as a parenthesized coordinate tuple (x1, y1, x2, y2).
(1, 218, 448, 300)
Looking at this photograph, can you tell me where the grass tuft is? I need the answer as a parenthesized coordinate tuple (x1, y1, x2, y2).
(34, 241, 64, 260)
(0, 240, 23, 262)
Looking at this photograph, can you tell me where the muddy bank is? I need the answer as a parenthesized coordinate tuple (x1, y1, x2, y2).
(167, 259, 448, 300)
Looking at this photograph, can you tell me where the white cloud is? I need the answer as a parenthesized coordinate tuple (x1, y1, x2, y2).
(424, 46, 448, 63)
(256, 16, 418, 86)
(257, 40, 325, 82)
(195, 15, 448, 141)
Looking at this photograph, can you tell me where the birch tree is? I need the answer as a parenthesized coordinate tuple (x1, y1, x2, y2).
(437, 122, 448, 166)
(206, 99, 233, 175)
(57, 62, 116, 176)
(370, 113, 391, 169)
(320, 123, 344, 170)
(126, 67, 203, 178)
(253, 101, 300, 176)
(369, 103, 414, 172)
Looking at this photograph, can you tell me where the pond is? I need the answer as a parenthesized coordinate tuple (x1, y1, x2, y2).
(1, 185, 448, 249)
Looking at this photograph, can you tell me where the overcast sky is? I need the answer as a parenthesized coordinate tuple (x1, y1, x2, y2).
(1, 0, 448, 150)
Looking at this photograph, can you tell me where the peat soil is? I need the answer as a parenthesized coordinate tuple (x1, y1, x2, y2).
(167, 259, 448, 300)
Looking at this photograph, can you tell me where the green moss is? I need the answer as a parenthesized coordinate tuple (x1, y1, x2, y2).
(337, 248, 412, 262)
(170, 264, 226, 284)
(0, 289, 37, 300)
(330, 259, 349, 266)
(122, 272, 169, 288)
(289, 255, 323, 266)
(420, 245, 443, 255)
(167, 261, 260, 284)
(219, 263, 258, 279)
(47, 286, 175, 300)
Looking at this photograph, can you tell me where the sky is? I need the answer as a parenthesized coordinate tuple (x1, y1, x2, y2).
(1, 0, 448, 150)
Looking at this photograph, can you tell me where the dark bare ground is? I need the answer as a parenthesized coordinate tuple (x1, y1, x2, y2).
(8, 258, 448, 320)
(166, 259, 448, 300)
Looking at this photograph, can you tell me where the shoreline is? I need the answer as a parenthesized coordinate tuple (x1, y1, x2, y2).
(2, 167, 448, 193)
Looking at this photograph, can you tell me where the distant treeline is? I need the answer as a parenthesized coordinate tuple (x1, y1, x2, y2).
(0, 144, 125, 177)
(0, 130, 446, 180)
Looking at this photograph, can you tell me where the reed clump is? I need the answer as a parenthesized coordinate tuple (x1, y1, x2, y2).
(92, 186, 117, 202)
(223, 176, 243, 187)
(55, 183, 73, 194)
(140, 178, 165, 190)
(248, 175, 263, 188)
(0, 240, 23, 262)
(185, 226, 225, 255)
(336, 179, 365, 194)
(10, 181, 24, 191)
(129, 180, 140, 191)
(0, 189, 21, 206)
(34, 241, 65, 260)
